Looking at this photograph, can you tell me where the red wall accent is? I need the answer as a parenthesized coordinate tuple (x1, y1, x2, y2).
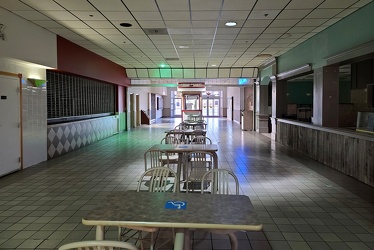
(57, 36, 130, 86)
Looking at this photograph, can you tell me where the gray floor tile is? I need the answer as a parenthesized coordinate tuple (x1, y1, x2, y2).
(0, 118, 373, 250)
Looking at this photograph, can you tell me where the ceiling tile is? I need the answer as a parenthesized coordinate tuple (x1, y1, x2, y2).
(43, 10, 79, 20)
(248, 10, 281, 20)
(165, 21, 191, 28)
(277, 9, 311, 19)
(319, 0, 359, 9)
(122, 0, 159, 11)
(132, 12, 163, 21)
(192, 21, 217, 28)
(286, 0, 325, 10)
(243, 19, 272, 27)
(306, 8, 344, 18)
(288, 26, 317, 33)
(84, 20, 115, 29)
(12, 10, 50, 20)
(101, 11, 134, 21)
(223, 0, 256, 11)
(162, 11, 190, 21)
(32, 20, 65, 28)
(54, 0, 96, 11)
(191, 11, 220, 20)
(138, 21, 166, 28)
(296, 18, 328, 27)
(269, 19, 300, 27)
(190, 0, 222, 11)
(70, 11, 106, 21)
(89, 0, 129, 11)
(157, 0, 189, 11)
(253, 0, 290, 10)
(59, 20, 90, 29)
(21, 0, 65, 10)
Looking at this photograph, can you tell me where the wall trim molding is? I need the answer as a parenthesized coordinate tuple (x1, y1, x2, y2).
(325, 39, 374, 65)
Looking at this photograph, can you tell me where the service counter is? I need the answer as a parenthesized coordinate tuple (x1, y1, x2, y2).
(276, 118, 374, 187)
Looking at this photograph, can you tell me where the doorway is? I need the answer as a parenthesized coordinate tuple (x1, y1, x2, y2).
(0, 74, 21, 176)
(202, 98, 220, 117)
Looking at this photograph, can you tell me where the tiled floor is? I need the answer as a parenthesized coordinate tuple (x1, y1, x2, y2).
(0, 118, 374, 250)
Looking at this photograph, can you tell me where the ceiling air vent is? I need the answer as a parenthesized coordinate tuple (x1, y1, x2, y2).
(143, 28, 169, 35)
(165, 58, 179, 61)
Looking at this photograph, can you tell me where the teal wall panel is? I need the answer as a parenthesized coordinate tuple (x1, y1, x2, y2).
(278, 2, 374, 73)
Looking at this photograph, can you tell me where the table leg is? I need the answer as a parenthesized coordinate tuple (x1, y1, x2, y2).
(174, 230, 184, 250)
(96, 225, 105, 240)
(213, 152, 218, 169)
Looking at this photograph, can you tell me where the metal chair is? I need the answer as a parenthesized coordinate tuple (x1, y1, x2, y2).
(118, 167, 179, 250)
(190, 135, 212, 144)
(184, 151, 214, 193)
(137, 166, 179, 193)
(166, 130, 186, 143)
(200, 169, 240, 250)
(160, 136, 181, 170)
(144, 149, 169, 171)
(58, 240, 138, 250)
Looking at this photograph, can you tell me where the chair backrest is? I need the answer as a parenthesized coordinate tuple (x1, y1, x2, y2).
(184, 151, 214, 193)
(144, 149, 169, 171)
(166, 130, 186, 143)
(201, 169, 239, 195)
(174, 122, 187, 130)
(191, 135, 212, 144)
(58, 240, 138, 250)
(161, 135, 180, 144)
(137, 166, 179, 193)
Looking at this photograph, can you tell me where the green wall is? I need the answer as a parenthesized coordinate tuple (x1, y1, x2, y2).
(339, 80, 351, 103)
(117, 112, 127, 132)
(278, 2, 374, 72)
(287, 81, 313, 105)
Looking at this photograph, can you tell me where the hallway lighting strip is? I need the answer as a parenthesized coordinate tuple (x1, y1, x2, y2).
(126, 67, 259, 79)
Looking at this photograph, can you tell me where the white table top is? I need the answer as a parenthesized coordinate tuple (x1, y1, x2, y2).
(82, 191, 262, 231)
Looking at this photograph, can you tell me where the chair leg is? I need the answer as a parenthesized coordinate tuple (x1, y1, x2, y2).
(228, 232, 238, 250)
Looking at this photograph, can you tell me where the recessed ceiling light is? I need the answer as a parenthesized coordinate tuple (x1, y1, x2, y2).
(225, 21, 237, 27)
(179, 45, 189, 49)
(211, 64, 217, 67)
(120, 22, 132, 27)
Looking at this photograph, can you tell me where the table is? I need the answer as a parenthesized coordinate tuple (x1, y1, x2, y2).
(149, 143, 218, 181)
(82, 191, 263, 250)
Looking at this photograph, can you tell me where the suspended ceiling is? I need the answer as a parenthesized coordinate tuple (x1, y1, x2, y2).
(0, 0, 372, 85)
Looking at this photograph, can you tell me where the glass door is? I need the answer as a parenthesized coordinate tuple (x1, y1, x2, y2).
(174, 98, 182, 116)
(202, 98, 220, 117)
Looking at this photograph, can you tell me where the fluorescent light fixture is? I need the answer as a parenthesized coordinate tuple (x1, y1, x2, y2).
(225, 21, 237, 27)
(277, 64, 312, 80)
(179, 45, 189, 49)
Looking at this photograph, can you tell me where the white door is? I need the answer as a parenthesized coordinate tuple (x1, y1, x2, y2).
(0, 75, 21, 176)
